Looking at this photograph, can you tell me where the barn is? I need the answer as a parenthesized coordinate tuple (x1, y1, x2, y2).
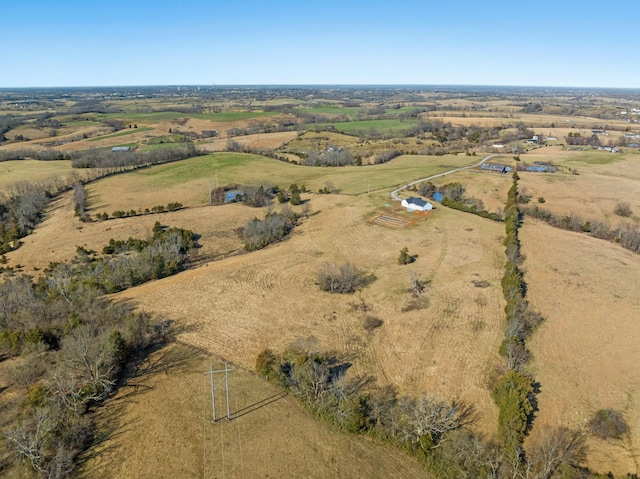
(401, 196, 433, 212)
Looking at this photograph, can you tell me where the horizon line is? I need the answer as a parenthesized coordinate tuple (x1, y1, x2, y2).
(1, 83, 640, 91)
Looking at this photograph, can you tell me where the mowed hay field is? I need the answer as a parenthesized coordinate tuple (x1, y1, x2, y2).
(79, 343, 431, 479)
(521, 221, 640, 476)
(0, 159, 75, 190)
(518, 148, 640, 225)
(114, 193, 506, 435)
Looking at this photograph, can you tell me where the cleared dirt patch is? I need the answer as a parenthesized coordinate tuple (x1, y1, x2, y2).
(370, 214, 412, 228)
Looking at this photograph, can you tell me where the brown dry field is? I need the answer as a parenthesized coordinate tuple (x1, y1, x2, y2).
(518, 148, 640, 225)
(521, 220, 640, 476)
(198, 131, 299, 152)
(79, 342, 431, 479)
(107, 193, 505, 436)
(7, 184, 506, 436)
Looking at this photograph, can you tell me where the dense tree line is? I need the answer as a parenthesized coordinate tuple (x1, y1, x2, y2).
(0, 256, 170, 476)
(300, 148, 355, 167)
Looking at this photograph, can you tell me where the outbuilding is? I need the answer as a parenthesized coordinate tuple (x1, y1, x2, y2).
(401, 196, 433, 212)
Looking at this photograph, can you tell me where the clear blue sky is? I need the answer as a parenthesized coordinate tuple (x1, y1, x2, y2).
(2, 0, 639, 88)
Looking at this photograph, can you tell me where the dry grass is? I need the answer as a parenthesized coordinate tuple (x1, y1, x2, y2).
(518, 149, 640, 225)
(0, 159, 75, 191)
(521, 220, 640, 476)
(79, 343, 431, 479)
(106, 195, 505, 436)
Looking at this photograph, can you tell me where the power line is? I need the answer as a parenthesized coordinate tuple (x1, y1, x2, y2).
(203, 362, 235, 421)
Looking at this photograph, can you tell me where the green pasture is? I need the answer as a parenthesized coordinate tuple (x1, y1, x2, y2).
(90, 152, 476, 202)
(0, 160, 74, 191)
(297, 106, 360, 116)
(95, 110, 279, 124)
(63, 120, 104, 128)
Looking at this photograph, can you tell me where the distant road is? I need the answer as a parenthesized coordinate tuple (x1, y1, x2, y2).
(390, 155, 496, 201)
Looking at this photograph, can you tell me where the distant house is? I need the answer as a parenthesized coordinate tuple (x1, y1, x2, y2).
(526, 135, 539, 144)
(546, 136, 558, 141)
(401, 196, 433, 212)
(111, 146, 132, 152)
(592, 129, 606, 135)
(202, 130, 218, 138)
(491, 143, 505, 149)
(481, 163, 511, 174)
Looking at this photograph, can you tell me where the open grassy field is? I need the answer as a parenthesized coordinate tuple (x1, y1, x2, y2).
(82, 152, 484, 214)
(78, 342, 432, 479)
(0, 159, 74, 190)
(517, 148, 640, 225)
(520, 220, 640, 476)
(103, 194, 506, 437)
(86, 126, 153, 141)
(6, 180, 507, 439)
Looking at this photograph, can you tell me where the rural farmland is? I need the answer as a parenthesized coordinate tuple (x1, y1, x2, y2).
(1, 84, 640, 479)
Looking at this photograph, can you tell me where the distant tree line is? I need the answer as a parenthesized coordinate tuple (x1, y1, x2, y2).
(70, 144, 202, 169)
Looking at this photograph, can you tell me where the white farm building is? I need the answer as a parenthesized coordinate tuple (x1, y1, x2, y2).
(401, 196, 433, 212)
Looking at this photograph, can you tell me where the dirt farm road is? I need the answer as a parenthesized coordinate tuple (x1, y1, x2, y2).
(390, 154, 497, 201)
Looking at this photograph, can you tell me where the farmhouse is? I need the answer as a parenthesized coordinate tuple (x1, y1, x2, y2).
(401, 196, 432, 212)
(481, 163, 512, 174)
(111, 146, 132, 152)
(592, 129, 606, 135)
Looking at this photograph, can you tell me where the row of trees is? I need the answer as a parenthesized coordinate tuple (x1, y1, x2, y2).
(522, 205, 640, 254)
(256, 345, 593, 478)
(70, 144, 202, 169)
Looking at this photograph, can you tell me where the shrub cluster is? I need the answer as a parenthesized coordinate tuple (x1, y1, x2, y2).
(242, 208, 296, 251)
(317, 262, 369, 294)
(256, 347, 473, 452)
(45, 222, 196, 294)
